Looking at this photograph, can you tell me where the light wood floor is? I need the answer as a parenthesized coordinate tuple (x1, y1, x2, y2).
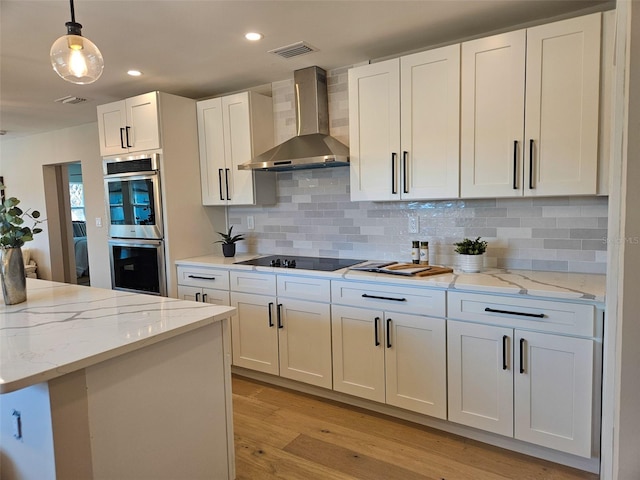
(232, 375, 598, 480)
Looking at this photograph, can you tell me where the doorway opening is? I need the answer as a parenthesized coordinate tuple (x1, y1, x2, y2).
(42, 162, 90, 285)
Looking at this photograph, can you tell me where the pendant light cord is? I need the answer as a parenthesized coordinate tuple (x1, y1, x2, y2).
(69, 0, 76, 23)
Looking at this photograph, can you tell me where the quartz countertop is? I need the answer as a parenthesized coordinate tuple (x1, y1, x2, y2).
(0, 279, 236, 394)
(177, 254, 606, 304)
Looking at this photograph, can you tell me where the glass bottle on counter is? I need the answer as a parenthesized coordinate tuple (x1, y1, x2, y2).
(411, 241, 420, 264)
(420, 241, 429, 265)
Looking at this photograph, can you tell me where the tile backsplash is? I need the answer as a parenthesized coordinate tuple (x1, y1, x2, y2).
(229, 67, 608, 274)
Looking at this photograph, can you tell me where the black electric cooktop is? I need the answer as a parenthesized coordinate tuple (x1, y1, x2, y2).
(234, 255, 364, 272)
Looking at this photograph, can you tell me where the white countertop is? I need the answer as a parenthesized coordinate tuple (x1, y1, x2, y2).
(177, 254, 606, 303)
(0, 279, 236, 394)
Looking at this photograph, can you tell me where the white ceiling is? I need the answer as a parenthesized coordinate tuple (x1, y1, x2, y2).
(0, 0, 614, 141)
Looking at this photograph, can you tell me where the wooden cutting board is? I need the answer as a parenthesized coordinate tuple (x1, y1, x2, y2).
(414, 265, 453, 277)
(383, 263, 453, 277)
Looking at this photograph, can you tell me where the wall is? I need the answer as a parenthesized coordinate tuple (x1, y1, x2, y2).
(0, 123, 111, 288)
(229, 69, 608, 274)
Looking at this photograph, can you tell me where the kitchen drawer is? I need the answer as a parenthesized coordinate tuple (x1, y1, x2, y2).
(177, 265, 229, 290)
(230, 270, 276, 296)
(331, 280, 446, 317)
(277, 275, 331, 302)
(447, 291, 596, 337)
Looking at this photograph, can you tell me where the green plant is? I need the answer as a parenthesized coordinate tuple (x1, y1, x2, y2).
(454, 237, 488, 255)
(0, 188, 44, 248)
(215, 226, 245, 245)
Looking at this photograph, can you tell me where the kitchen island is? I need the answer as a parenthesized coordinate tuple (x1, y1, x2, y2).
(0, 279, 236, 480)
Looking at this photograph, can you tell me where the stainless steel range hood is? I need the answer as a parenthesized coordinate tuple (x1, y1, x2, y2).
(238, 66, 349, 172)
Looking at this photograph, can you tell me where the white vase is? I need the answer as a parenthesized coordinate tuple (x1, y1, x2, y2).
(458, 254, 484, 273)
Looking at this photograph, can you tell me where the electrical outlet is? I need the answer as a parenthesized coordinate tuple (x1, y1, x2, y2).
(408, 216, 419, 234)
(247, 216, 255, 230)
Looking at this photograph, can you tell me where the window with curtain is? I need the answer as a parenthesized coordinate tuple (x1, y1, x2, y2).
(69, 182, 86, 221)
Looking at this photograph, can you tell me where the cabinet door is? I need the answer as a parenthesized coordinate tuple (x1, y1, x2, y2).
(331, 305, 385, 402)
(385, 312, 447, 418)
(223, 92, 256, 205)
(524, 13, 601, 196)
(177, 285, 202, 302)
(97, 100, 127, 156)
(230, 292, 278, 375)
(278, 299, 332, 388)
(401, 45, 460, 200)
(126, 92, 160, 153)
(202, 287, 230, 306)
(461, 30, 526, 197)
(447, 320, 514, 436)
(197, 97, 227, 205)
(349, 59, 400, 201)
(514, 330, 594, 457)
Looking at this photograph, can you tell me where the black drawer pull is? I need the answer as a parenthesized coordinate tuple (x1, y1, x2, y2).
(391, 153, 398, 194)
(202, 293, 207, 303)
(188, 275, 217, 281)
(403, 151, 409, 194)
(125, 126, 132, 148)
(528, 139, 534, 189)
(195, 292, 200, 302)
(502, 335, 508, 370)
(374, 317, 380, 346)
(277, 303, 283, 329)
(268, 302, 274, 327)
(520, 338, 526, 374)
(386, 318, 392, 348)
(484, 307, 544, 318)
(119, 128, 126, 149)
(362, 293, 407, 302)
(513, 140, 518, 189)
(218, 169, 224, 200)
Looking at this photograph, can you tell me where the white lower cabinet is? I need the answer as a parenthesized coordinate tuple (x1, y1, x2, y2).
(230, 272, 332, 388)
(331, 282, 447, 419)
(447, 292, 597, 458)
(176, 265, 230, 305)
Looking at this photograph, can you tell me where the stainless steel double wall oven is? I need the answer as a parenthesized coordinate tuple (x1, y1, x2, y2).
(104, 153, 166, 296)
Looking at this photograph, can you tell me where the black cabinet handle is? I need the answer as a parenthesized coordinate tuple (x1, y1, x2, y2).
(218, 169, 224, 200)
(188, 275, 216, 281)
(202, 293, 208, 303)
(277, 303, 283, 329)
(225, 168, 231, 200)
(484, 307, 544, 318)
(528, 139, 534, 189)
(513, 140, 518, 189)
(119, 128, 126, 149)
(386, 318, 392, 348)
(195, 292, 200, 302)
(502, 335, 508, 370)
(391, 153, 398, 194)
(268, 302, 274, 327)
(403, 151, 409, 194)
(519, 338, 526, 374)
(374, 317, 380, 346)
(362, 293, 407, 302)
(125, 126, 132, 148)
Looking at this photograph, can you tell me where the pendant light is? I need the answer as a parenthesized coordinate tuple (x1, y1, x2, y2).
(50, 0, 103, 84)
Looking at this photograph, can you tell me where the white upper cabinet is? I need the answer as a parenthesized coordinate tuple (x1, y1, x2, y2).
(461, 13, 601, 198)
(97, 92, 160, 156)
(197, 91, 275, 206)
(349, 44, 460, 201)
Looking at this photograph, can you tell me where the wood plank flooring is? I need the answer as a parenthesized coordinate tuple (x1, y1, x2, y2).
(232, 375, 598, 480)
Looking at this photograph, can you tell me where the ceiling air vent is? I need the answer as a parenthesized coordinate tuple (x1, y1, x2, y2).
(269, 41, 318, 59)
(54, 95, 88, 105)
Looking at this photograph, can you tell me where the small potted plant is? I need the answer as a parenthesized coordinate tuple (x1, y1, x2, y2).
(0, 189, 44, 304)
(215, 226, 245, 258)
(453, 236, 488, 273)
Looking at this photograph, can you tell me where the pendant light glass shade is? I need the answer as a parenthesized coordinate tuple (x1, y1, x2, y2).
(50, 1, 103, 84)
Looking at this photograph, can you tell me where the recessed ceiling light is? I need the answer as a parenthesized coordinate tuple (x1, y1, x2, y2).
(127, 70, 143, 77)
(245, 32, 263, 41)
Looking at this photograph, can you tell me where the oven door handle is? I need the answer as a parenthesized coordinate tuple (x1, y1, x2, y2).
(104, 171, 159, 180)
(108, 239, 163, 247)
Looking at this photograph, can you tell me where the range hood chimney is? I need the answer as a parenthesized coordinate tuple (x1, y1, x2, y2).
(238, 66, 349, 172)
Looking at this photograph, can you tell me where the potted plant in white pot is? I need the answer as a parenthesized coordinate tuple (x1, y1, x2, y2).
(0, 189, 44, 304)
(453, 237, 488, 273)
(215, 226, 245, 258)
